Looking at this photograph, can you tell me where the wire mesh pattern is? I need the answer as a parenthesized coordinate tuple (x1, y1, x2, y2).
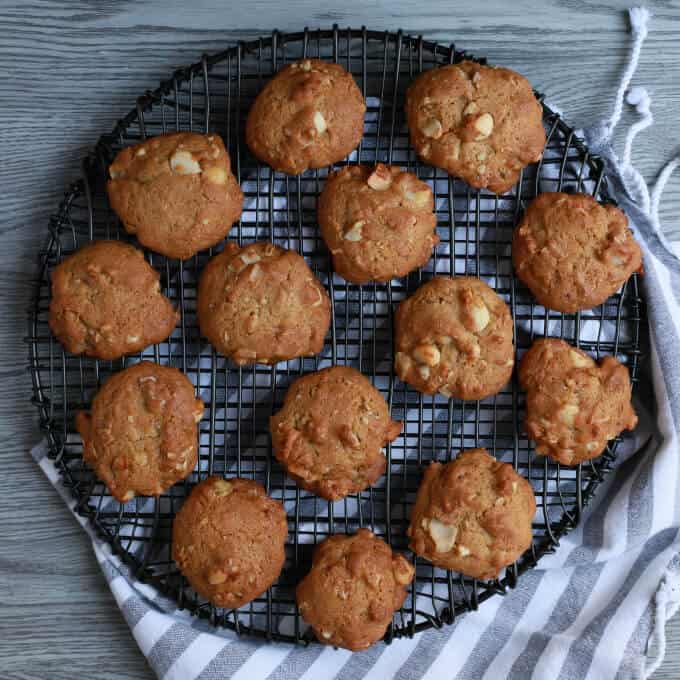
(28, 28, 644, 644)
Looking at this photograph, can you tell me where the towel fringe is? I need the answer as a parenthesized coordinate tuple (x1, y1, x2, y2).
(644, 568, 680, 678)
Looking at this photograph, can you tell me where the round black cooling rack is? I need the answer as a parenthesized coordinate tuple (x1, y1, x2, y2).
(29, 28, 645, 644)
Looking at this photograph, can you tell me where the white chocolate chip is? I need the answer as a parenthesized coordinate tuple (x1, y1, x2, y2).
(313, 111, 327, 134)
(121, 490, 135, 502)
(127, 415, 135, 423)
(427, 518, 458, 553)
(439, 386, 453, 398)
(204, 166, 227, 184)
(240, 252, 261, 265)
(511, 481, 518, 493)
(421, 118, 443, 139)
(570, 349, 592, 368)
(321, 631, 333, 640)
(586, 441, 600, 452)
(170, 149, 201, 174)
(194, 411, 203, 423)
(208, 569, 227, 585)
(404, 189, 431, 206)
(559, 403, 579, 426)
(135, 148, 147, 157)
(474, 113, 494, 140)
(457, 545, 471, 557)
(213, 479, 233, 496)
(470, 301, 490, 332)
(201, 218, 210, 225)
(418, 364, 431, 380)
(126, 334, 140, 343)
(300, 60, 312, 71)
(463, 101, 479, 116)
(249, 264, 262, 281)
(412, 343, 441, 366)
(344, 221, 364, 242)
(367, 166, 393, 190)
(138, 375, 157, 384)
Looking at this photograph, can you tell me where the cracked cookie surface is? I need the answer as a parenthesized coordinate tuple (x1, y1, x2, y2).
(270, 366, 402, 500)
(197, 241, 331, 365)
(172, 476, 287, 609)
(405, 61, 545, 194)
(246, 59, 365, 175)
(318, 164, 439, 283)
(394, 276, 514, 400)
(76, 361, 204, 503)
(407, 448, 535, 580)
(513, 192, 643, 312)
(519, 338, 638, 465)
(49, 240, 178, 359)
(296, 528, 414, 650)
(107, 132, 243, 259)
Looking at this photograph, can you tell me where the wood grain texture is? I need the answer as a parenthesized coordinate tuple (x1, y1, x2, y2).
(1, 1, 678, 678)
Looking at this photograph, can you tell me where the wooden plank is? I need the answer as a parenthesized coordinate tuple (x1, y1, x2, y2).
(2, 1, 678, 678)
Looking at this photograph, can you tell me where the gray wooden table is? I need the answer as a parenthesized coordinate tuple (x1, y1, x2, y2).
(1, 1, 679, 678)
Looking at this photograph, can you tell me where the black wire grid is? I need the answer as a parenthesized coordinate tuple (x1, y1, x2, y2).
(28, 28, 644, 644)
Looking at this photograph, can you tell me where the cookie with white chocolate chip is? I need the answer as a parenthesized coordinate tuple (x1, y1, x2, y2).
(49, 240, 178, 360)
(270, 366, 402, 500)
(394, 276, 514, 400)
(107, 132, 244, 260)
(519, 338, 638, 465)
(407, 449, 535, 580)
(513, 192, 643, 312)
(172, 476, 287, 609)
(405, 61, 545, 194)
(318, 164, 439, 283)
(245, 59, 366, 175)
(76, 361, 204, 503)
(197, 242, 331, 365)
(296, 528, 414, 650)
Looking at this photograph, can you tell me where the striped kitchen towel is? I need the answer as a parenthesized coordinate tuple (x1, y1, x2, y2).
(32, 7, 680, 680)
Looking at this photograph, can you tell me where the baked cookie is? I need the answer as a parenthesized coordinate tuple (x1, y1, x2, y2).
(519, 338, 638, 465)
(107, 132, 243, 259)
(405, 61, 545, 194)
(270, 366, 402, 500)
(394, 276, 514, 400)
(513, 192, 643, 312)
(318, 164, 439, 283)
(172, 476, 287, 609)
(76, 362, 204, 503)
(245, 59, 365, 175)
(197, 242, 331, 365)
(296, 529, 414, 650)
(407, 449, 535, 580)
(49, 240, 178, 360)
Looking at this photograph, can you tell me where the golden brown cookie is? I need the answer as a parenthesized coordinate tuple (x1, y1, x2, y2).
(49, 240, 178, 360)
(405, 61, 545, 194)
(513, 193, 643, 312)
(107, 132, 243, 260)
(270, 366, 402, 500)
(296, 529, 414, 650)
(318, 164, 439, 284)
(407, 449, 535, 580)
(172, 476, 287, 609)
(75, 362, 204, 503)
(245, 59, 365, 175)
(197, 242, 331, 365)
(519, 338, 638, 465)
(394, 276, 514, 400)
